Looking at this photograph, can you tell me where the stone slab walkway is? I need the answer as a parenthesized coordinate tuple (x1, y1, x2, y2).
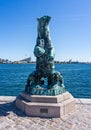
(0, 97, 91, 130)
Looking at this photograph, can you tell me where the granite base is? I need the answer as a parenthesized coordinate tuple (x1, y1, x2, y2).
(15, 91, 75, 118)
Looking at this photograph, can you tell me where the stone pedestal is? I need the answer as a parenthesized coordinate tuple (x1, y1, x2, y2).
(15, 91, 75, 118)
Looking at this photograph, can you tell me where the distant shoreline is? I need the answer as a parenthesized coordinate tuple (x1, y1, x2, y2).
(1, 57, 91, 64)
(0, 61, 91, 64)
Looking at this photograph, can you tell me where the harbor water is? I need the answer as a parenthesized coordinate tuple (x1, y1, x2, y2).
(0, 63, 91, 98)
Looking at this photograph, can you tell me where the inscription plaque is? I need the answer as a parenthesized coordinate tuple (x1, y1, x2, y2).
(40, 108, 48, 113)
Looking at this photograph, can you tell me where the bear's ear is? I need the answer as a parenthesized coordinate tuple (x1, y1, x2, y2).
(47, 16, 51, 22)
(48, 16, 51, 20)
(37, 18, 40, 21)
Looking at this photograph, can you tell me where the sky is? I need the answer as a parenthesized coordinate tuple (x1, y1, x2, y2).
(0, 0, 91, 62)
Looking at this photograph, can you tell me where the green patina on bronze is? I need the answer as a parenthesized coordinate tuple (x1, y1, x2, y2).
(25, 16, 65, 95)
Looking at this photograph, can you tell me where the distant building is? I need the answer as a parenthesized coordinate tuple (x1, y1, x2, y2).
(0, 58, 12, 64)
(19, 57, 31, 63)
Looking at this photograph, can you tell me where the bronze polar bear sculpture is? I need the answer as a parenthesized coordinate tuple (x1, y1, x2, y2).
(25, 16, 65, 94)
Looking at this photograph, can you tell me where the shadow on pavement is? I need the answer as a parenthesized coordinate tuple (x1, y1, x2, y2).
(0, 101, 26, 117)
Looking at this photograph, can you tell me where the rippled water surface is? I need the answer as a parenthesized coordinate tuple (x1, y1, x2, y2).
(0, 63, 91, 98)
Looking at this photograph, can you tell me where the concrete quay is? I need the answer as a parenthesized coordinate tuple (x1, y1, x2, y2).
(0, 96, 91, 130)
